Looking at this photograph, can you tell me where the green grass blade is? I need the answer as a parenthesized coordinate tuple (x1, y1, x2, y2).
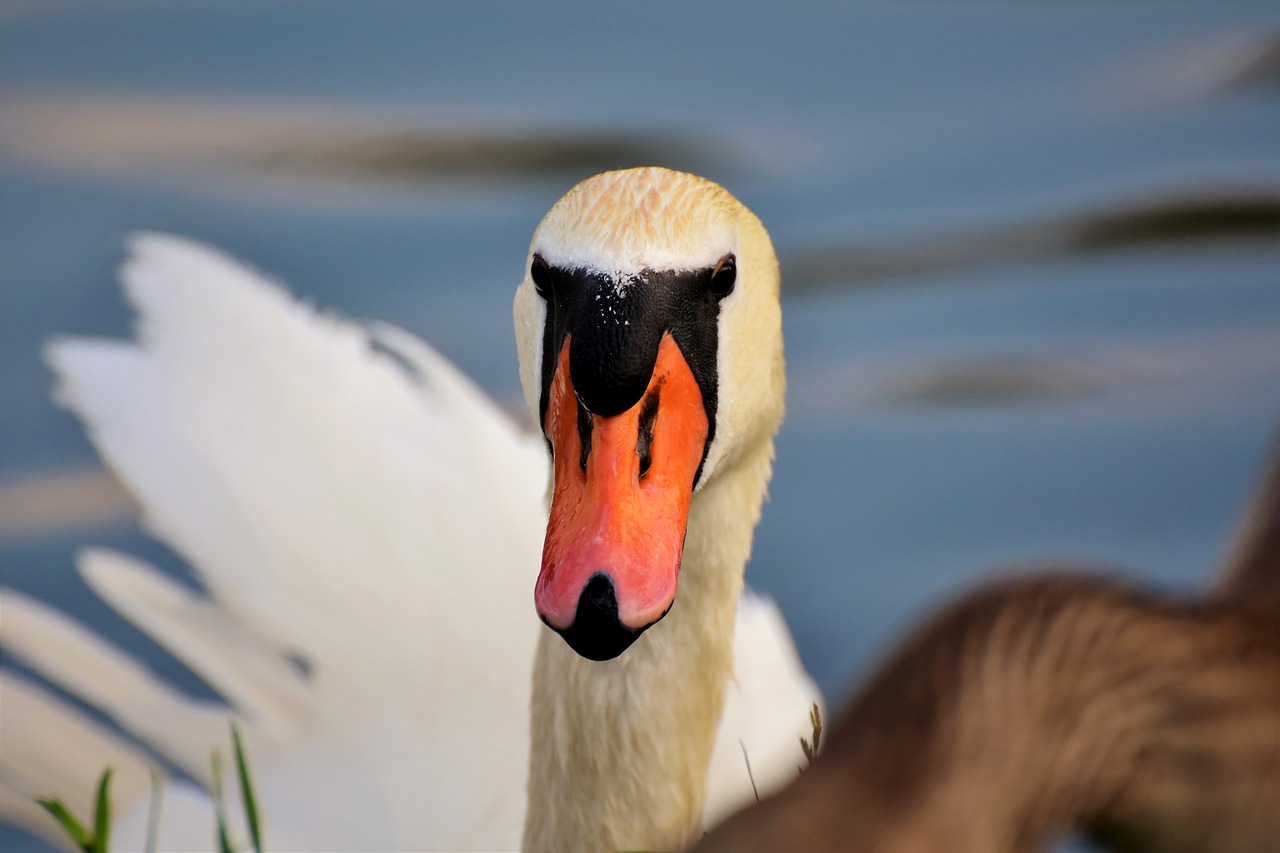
(35, 797, 92, 851)
(231, 723, 263, 853)
(211, 751, 234, 853)
(92, 768, 113, 853)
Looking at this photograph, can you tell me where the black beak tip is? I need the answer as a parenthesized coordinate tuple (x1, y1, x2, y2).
(552, 572, 660, 661)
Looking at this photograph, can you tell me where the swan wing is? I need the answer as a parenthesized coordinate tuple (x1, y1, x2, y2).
(6, 234, 547, 850)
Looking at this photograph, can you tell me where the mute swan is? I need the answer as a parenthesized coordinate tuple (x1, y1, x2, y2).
(695, 440, 1280, 852)
(0, 168, 821, 852)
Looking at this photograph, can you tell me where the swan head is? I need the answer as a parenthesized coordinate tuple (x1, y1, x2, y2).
(514, 167, 783, 661)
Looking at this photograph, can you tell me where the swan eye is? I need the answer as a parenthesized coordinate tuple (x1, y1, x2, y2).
(531, 255, 552, 299)
(709, 254, 736, 299)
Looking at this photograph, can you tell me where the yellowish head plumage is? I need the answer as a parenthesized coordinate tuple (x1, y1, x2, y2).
(532, 167, 742, 275)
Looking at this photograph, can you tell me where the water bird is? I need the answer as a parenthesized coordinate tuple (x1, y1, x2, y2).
(696, 438, 1280, 852)
(0, 168, 822, 851)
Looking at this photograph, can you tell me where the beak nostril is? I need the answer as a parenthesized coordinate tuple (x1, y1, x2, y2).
(577, 397, 592, 473)
(636, 390, 659, 479)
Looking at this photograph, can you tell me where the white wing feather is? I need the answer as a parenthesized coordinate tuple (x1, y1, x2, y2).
(39, 234, 547, 850)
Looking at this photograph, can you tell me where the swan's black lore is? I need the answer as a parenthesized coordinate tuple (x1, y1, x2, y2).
(534, 257, 730, 489)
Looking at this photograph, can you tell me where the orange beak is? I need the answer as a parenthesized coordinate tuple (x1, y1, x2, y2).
(535, 332, 709, 660)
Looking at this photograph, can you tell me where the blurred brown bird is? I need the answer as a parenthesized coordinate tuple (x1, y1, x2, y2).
(696, 437, 1280, 852)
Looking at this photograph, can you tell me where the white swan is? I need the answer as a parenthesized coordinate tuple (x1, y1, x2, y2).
(0, 167, 821, 852)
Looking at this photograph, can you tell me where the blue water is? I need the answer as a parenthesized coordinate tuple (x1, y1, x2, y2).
(2, 3, 1279, 850)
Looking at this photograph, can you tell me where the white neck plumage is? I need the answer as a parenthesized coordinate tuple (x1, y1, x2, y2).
(523, 434, 776, 853)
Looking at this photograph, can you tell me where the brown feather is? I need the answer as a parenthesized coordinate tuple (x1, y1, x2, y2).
(695, 436, 1280, 852)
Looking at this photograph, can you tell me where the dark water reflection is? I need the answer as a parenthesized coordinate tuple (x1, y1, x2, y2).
(786, 189, 1280, 291)
(0, 94, 725, 183)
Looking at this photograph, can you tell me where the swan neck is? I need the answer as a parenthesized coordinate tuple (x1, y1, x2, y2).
(522, 438, 775, 852)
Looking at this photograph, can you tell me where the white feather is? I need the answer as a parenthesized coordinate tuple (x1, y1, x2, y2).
(0, 587, 225, 781)
(0, 673, 152, 825)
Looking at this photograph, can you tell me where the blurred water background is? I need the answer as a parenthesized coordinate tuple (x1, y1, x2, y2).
(2, 2, 1279, 850)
